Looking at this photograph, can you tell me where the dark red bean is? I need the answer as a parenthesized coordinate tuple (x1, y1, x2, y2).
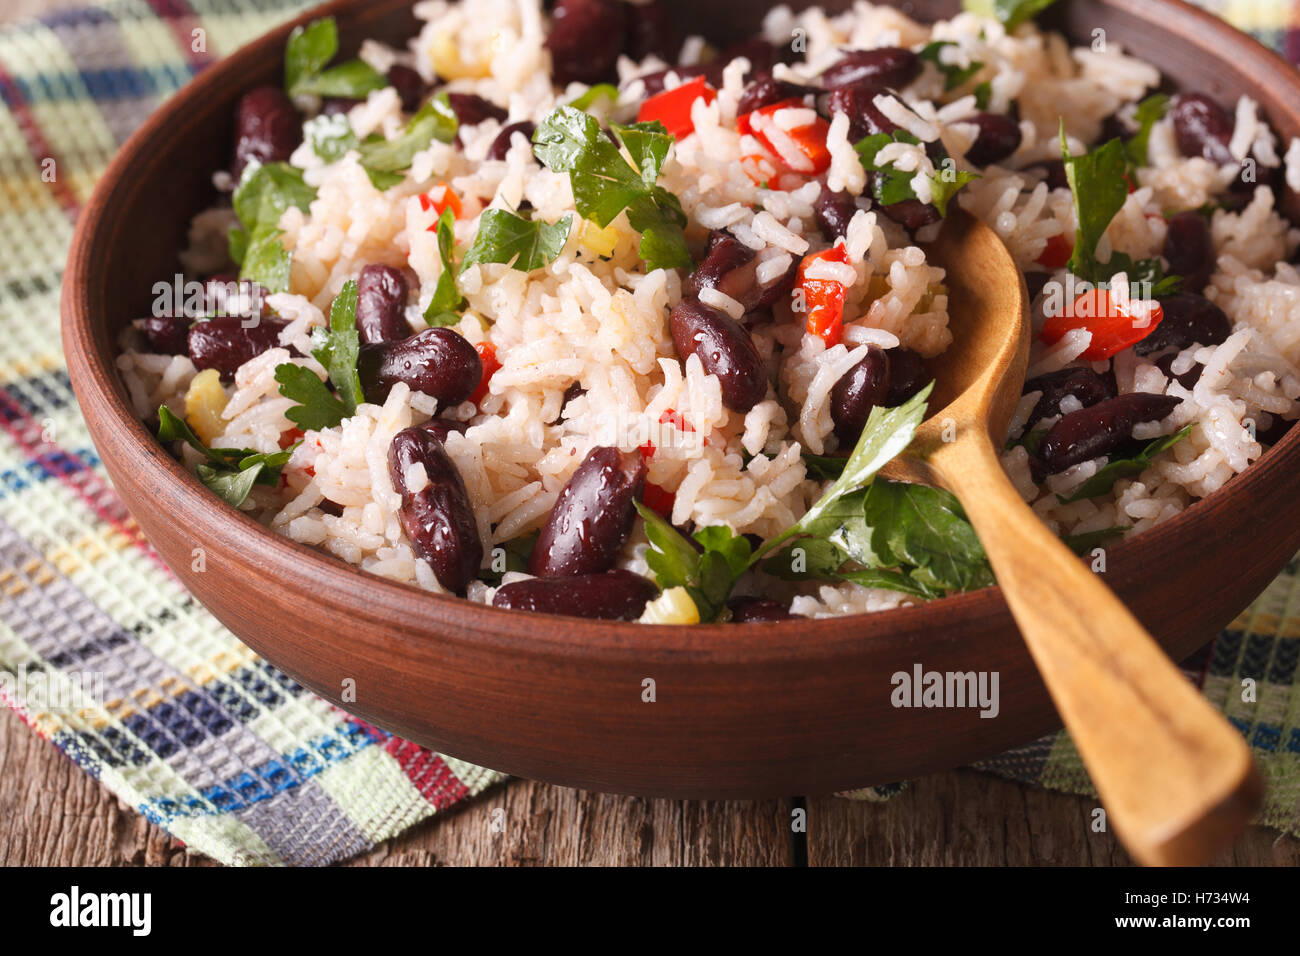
(727, 596, 795, 623)
(717, 37, 795, 81)
(1133, 293, 1231, 356)
(1162, 211, 1215, 294)
(814, 185, 858, 241)
(354, 265, 409, 345)
(357, 328, 483, 406)
(831, 346, 890, 445)
(879, 196, 942, 230)
(1172, 93, 1234, 165)
(736, 72, 817, 117)
(1022, 366, 1116, 431)
(1039, 393, 1182, 473)
(387, 64, 428, 113)
(624, 0, 680, 61)
(529, 446, 647, 577)
(827, 82, 898, 141)
(487, 120, 537, 161)
(388, 427, 482, 594)
(1035, 159, 1070, 190)
(669, 297, 768, 412)
(686, 235, 773, 311)
(443, 92, 508, 127)
(493, 570, 658, 619)
(140, 314, 191, 355)
(419, 417, 469, 444)
(1154, 353, 1202, 390)
(232, 86, 302, 179)
(188, 316, 289, 378)
(883, 347, 931, 406)
(547, 0, 627, 84)
(821, 47, 920, 91)
(320, 97, 360, 117)
(963, 112, 1022, 166)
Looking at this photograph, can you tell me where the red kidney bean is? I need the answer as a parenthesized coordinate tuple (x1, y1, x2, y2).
(727, 596, 795, 623)
(962, 112, 1022, 166)
(444, 92, 508, 127)
(141, 314, 191, 355)
(878, 195, 942, 230)
(1172, 93, 1234, 165)
(188, 316, 289, 378)
(357, 327, 483, 406)
(624, 0, 679, 61)
(1153, 353, 1202, 390)
(487, 120, 537, 161)
(232, 86, 302, 179)
(387, 64, 428, 113)
(830, 345, 890, 445)
(1021, 366, 1116, 431)
(736, 72, 818, 117)
(814, 185, 859, 241)
(388, 427, 482, 593)
(1133, 293, 1231, 356)
(493, 570, 658, 619)
(687, 234, 792, 313)
(419, 417, 468, 444)
(717, 37, 795, 81)
(547, 0, 627, 84)
(670, 297, 768, 412)
(1039, 393, 1182, 473)
(529, 446, 647, 577)
(821, 47, 920, 91)
(883, 347, 931, 406)
(827, 82, 898, 141)
(355, 264, 410, 345)
(320, 97, 359, 117)
(1033, 159, 1070, 190)
(1162, 211, 1215, 293)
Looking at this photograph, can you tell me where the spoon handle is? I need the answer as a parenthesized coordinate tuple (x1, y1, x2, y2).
(931, 432, 1263, 866)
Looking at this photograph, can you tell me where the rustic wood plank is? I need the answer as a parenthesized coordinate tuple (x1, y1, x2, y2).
(805, 769, 1300, 866)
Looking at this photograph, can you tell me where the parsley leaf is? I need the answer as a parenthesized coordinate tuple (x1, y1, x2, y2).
(274, 364, 349, 431)
(285, 17, 386, 100)
(568, 83, 619, 111)
(962, 0, 1061, 31)
(308, 280, 365, 412)
(156, 406, 291, 507)
(231, 161, 317, 293)
(856, 131, 977, 217)
(356, 94, 459, 189)
(424, 207, 465, 324)
(533, 106, 691, 272)
(1057, 424, 1193, 503)
(860, 480, 995, 593)
(306, 112, 361, 163)
(919, 41, 984, 91)
(801, 451, 849, 480)
(1123, 92, 1169, 170)
(634, 502, 753, 622)
(1060, 125, 1129, 283)
(462, 208, 574, 272)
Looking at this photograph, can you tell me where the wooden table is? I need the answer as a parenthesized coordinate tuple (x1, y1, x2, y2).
(3, 0, 1297, 867)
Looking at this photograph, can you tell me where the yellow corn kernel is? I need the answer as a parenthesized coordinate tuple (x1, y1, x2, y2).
(578, 219, 619, 258)
(429, 29, 490, 80)
(184, 369, 229, 445)
(639, 587, 700, 625)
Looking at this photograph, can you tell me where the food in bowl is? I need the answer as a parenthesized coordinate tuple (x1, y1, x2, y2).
(117, 0, 1300, 623)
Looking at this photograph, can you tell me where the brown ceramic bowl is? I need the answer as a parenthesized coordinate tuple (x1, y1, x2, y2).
(63, 0, 1300, 798)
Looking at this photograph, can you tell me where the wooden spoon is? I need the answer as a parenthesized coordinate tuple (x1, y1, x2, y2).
(886, 209, 1263, 866)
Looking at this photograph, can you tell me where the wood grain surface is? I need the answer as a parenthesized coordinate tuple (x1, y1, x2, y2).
(4, 0, 1298, 866)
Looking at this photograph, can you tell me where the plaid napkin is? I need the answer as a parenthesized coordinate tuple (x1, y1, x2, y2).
(0, 0, 1297, 866)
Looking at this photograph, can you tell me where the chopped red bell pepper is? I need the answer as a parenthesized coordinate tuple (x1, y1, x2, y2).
(470, 342, 501, 405)
(640, 409, 694, 459)
(1040, 287, 1164, 360)
(420, 182, 463, 220)
(636, 76, 717, 140)
(1036, 232, 1074, 269)
(641, 481, 676, 519)
(798, 245, 851, 346)
(738, 98, 831, 176)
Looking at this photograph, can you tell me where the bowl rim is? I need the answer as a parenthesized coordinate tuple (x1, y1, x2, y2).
(61, 0, 1300, 666)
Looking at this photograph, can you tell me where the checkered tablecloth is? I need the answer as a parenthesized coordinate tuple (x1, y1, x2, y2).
(1, 0, 1297, 865)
